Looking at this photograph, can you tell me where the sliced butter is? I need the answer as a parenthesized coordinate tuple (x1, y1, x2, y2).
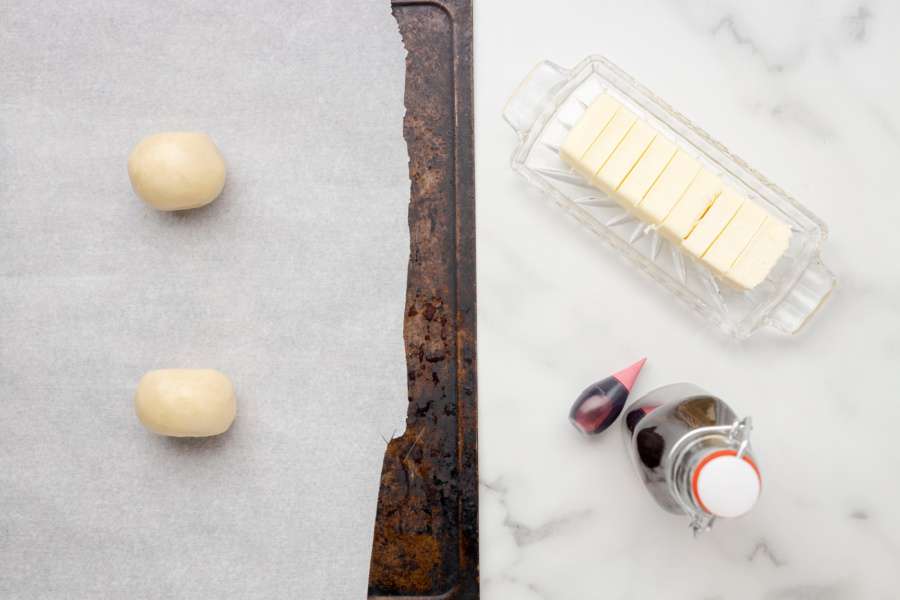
(593, 120, 656, 199)
(578, 107, 637, 178)
(618, 136, 677, 207)
(659, 169, 722, 241)
(635, 151, 701, 224)
(726, 218, 792, 289)
(560, 94, 620, 166)
(557, 110, 792, 292)
(703, 201, 768, 275)
(682, 188, 743, 258)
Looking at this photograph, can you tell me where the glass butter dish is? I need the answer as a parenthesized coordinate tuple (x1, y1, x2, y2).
(504, 56, 835, 339)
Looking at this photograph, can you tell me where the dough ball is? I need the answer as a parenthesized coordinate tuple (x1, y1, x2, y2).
(135, 369, 236, 437)
(127, 132, 226, 211)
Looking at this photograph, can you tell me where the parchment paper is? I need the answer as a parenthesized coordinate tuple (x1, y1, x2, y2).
(0, 2, 409, 598)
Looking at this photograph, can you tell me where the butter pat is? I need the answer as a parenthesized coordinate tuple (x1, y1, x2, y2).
(635, 151, 701, 223)
(660, 169, 722, 241)
(726, 218, 792, 289)
(560, 94, 620, 166)
(682, 188, 743, 258)
(618, 136, 677, 207)
(578, 107, 637, 178)
(703, 201, 768, 274)
(593, 120, 656, 198)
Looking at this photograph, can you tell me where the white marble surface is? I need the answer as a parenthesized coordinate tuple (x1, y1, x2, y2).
(475, 1, 900, 598)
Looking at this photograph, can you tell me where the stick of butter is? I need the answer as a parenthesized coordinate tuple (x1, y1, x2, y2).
(558, 99, 791, 290)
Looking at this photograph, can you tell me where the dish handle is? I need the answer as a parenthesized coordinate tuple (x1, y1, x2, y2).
(765, 257, 836, 335)
(503, 60, 570, 139)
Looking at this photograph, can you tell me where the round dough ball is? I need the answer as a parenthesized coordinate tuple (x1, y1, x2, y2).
(127, 132, 226, 211)
(135, 369, 236, 437)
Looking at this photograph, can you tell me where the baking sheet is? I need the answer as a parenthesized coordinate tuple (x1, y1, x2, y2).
(0, 2, 409, 598)
(368, 1, 479, 598)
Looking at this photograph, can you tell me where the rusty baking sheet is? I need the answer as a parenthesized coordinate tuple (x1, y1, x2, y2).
(367, 0, 478, 598)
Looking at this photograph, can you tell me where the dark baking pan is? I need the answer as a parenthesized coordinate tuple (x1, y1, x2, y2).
(367, 0, 477, 598)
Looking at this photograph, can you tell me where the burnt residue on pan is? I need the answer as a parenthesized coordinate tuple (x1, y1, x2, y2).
(368, 1, 477, 598)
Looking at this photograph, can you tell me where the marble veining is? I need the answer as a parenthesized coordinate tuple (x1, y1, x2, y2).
(710, 17, 791, 73)
(482, 479, 593, 547)
(476, 1, 900, 598)
(747, 541, 786, 567)
(843, 6, 873, 42)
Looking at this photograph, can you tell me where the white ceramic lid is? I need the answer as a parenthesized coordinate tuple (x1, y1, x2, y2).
(694, 453, 761, 518)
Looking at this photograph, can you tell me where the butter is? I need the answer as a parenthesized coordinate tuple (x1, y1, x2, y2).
(682, 188, 743, 258)
(560, 94, 620, 166)
(726, 218, 792, 289)
(703, 200, 768, 275)
(618, 136, 677, 207)
(593, 120, 656, 198)
(556, 107, 791, 291)
(578, 107, 637, 178)
(659, 169, 722, 241)
(635, 151, 701, 223)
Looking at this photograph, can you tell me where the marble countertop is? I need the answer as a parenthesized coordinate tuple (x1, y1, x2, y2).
(474, 1, 900, 598)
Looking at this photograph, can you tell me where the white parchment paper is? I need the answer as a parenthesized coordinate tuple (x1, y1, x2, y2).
(0, 2, 409, 598)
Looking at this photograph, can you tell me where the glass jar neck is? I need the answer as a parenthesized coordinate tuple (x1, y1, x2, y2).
(668, 417, 754, 535)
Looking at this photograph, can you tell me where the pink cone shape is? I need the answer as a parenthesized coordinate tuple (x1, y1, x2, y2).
(612, 357, 646, 392)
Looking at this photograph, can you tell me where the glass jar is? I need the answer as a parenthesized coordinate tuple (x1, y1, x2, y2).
(623, 383, 760, 534)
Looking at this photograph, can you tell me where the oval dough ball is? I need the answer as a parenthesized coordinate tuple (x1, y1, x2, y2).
(127, 132, 226, 211)
(135, 369, 236, 437)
